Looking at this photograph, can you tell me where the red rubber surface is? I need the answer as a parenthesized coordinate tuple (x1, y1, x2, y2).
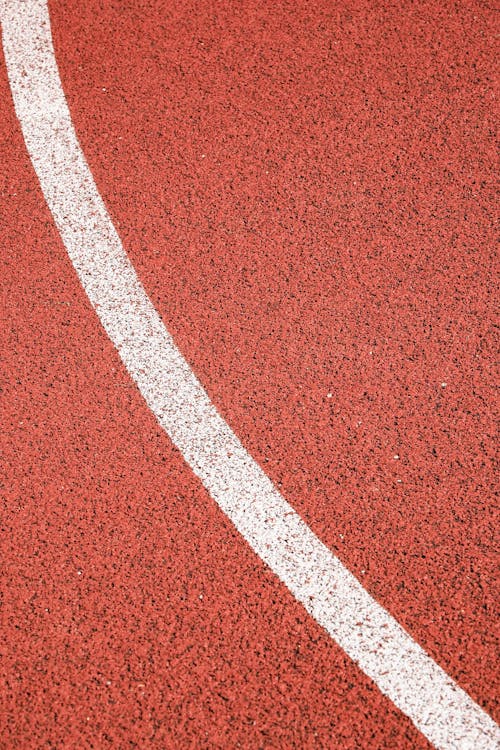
(1, 0, 498, 747)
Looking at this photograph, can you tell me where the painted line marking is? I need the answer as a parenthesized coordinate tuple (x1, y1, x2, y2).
(1, 2, 498, 748)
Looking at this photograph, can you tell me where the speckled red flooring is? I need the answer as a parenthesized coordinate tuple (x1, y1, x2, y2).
(1, 1, 498, 747)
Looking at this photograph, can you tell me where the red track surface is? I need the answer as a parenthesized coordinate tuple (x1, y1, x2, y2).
(1, 1, 498, 747)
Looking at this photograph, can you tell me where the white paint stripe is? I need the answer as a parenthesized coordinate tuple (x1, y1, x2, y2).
(2, 2, 498, 748)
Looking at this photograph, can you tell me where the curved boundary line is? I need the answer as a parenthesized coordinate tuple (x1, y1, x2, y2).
(1, 2, 498, 748)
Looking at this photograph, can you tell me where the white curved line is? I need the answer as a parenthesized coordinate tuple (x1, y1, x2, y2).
(1, 2, 498, 748)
